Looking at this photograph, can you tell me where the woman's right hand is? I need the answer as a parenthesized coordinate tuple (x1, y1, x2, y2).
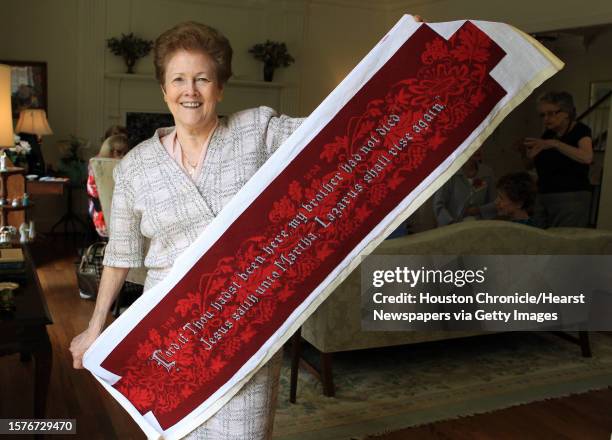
(70, 326, 101, 369)
(69, 266, 130, 369)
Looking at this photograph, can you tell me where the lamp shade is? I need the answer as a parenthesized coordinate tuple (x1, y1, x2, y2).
(15, 108, 53, 137)
(0, 64, 14, 147)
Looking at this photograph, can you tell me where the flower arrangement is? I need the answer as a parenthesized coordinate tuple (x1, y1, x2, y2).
(248, 40, 295, 81)
(5, 135, 31, 168)
(106, 33, 154, 74)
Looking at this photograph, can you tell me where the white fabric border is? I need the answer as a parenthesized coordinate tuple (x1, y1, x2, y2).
(83, 16, 563, 439)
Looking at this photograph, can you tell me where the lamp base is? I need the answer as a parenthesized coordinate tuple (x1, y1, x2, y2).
(18, 133, 46, 176)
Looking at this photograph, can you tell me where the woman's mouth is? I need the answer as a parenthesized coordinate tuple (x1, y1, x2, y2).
(181, 102, 202, 108)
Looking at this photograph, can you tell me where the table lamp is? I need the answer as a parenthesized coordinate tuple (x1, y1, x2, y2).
(15, 108, 53, 142)
(0, 65, 14, 149)
(14, 109, 52, 176)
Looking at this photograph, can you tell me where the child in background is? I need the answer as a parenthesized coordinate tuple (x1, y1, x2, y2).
(495, 172, 537, 226)
(103, 124, 128, 142)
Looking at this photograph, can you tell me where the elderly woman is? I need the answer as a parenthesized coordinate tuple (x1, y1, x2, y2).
(432, 150, 496, 226)
(524, 91, 593, 227)
(70, 21, 305, 439)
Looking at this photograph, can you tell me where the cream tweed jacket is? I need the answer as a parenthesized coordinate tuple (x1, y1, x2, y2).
(103, 106, 303, 292)
(103, 106, 303, 439)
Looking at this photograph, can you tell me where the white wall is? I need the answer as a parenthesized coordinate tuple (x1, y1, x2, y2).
(7, 0, 610, 163)
(0, 0, 79, 165)
(100, 0, 306, 132)
(299, 1, 388, 114)
(0, 0, 81, 230)
(2, 0, 611, 230)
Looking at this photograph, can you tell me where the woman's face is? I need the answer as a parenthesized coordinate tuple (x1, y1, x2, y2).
(162, 50, 223, 132)
(538, 101, 569, 132)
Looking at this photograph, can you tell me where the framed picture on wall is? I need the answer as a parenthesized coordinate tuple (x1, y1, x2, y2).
(589, 80, 612, 109)
(0, 60, 48, 118)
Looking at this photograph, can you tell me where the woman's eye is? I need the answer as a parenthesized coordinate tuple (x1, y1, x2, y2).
(172, 77, 184, 83)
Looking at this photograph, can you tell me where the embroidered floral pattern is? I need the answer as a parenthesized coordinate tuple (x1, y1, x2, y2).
(105, 22, 506, 427)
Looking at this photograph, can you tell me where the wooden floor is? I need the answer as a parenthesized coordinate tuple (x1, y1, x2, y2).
(1, 237, 611, 439)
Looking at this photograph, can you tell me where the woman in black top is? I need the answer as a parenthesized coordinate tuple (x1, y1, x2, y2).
(524, 91, 593, 227)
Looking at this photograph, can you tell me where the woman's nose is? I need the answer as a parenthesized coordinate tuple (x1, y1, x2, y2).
(184, 80, 199, 94)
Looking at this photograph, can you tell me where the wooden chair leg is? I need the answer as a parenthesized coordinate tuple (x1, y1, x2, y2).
(320, 352, 335, 397)
(579, 331, 592, 358)
(289, 327, 301, 404)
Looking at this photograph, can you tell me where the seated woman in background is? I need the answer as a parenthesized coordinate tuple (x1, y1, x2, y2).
(495, 171, 537, 226)
(524, 91, 593, 228)
(433, 150, 496, 226)
(87, 134, 131, 238)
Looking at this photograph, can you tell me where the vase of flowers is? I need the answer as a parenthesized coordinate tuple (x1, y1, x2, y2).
(106, 33, 154, 74)
(248, 40, 295, 82)
(5, 135, 31, 170)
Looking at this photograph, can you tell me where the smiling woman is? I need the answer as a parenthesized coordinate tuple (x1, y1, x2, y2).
(162, 50, 223, 178)
(69, 21, 305, 440)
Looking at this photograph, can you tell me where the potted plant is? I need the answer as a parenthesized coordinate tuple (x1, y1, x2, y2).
(106, 33, 153, 74)
(57, 136, 88, 185)
(248, 40, 295, 82)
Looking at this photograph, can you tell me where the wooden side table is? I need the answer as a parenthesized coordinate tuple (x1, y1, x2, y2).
(27, 179, 88, 236)
(26, 180, 66, 196)
(0, 167, 29, 227)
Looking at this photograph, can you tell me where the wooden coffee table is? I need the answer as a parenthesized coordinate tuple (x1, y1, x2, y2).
(0, 244, 53, 418)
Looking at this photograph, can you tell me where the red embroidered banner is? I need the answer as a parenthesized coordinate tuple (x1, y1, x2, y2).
(85, 17, 562, 439)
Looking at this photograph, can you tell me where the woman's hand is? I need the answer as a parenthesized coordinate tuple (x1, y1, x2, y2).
(69, 266, 130, 369)
(70, 325, 102, 369)
(524, 137, 555, 159)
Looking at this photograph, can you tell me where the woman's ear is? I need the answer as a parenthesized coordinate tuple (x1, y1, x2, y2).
(161, 84, 167, 102)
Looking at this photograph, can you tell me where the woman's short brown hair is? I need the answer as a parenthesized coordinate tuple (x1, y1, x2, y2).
(154, 21, 233, 87)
